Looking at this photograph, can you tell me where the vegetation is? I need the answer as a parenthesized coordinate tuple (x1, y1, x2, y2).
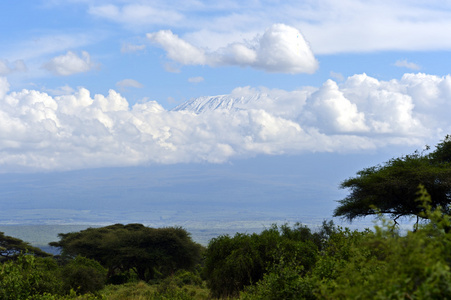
(3, 136, 451, 298)
(203, 222, 332, 298)
(50, 224, 204, 282)
(3, 199, 451, 299)
(334, 135, 451, 224)
(0, 231, 51, 262)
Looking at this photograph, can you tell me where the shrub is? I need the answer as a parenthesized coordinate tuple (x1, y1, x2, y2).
(203, 223, 321, 298)
(62, 256, 107, 295)
(0, 254, 62, 299)
(316, 185, 451, 299)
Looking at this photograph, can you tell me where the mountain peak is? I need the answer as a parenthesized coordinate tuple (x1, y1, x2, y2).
(172, 93, 268, 114)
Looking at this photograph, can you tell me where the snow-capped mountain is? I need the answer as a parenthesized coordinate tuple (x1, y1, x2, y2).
(172, 93, 272, 114)
(171, 88, 311, 121)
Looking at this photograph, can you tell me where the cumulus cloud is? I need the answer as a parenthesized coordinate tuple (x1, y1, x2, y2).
(147, 24, 318, 74)
(394, 59, 421, 70)
(303, 80, 369, 133)
(0, 73, 449, 172)
(43, 51, 95, 76)
(116, 79, 144, 89)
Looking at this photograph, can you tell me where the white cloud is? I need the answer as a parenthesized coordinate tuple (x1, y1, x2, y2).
(303, 80, 369, 133)
(147, 30, 207, 65)
(121, 43, 146, 53)
(116, 79, 144, 89)
(5, 33, 98, 63)
(188, 76, 204, 83)
(0, 59, 27, 75)
(148, 24, 318, 74)
(394, 59, 421, 70)
(0, 61, 11, 75)
(44, 85, 75, 96)
(252, 24, 318, 74)
(88, 4, 183, 27)
(75, 1, 451, 54)
(0, 73, 449, 171)
(0, 77, 9, 99)
(43, 51, 95, 76)
(330, 71, 344, 82)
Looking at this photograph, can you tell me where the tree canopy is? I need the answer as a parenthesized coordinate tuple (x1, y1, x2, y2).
(334, 135, 451, 223)
(0, 232, 51, 262)
(49, 223, 204, 281)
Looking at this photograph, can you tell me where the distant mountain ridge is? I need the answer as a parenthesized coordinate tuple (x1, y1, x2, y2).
(172, 93, 270, 114)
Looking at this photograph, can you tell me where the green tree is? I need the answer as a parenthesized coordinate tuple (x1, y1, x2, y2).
(334, 135, 451, 224)
(49, 224, 204, 282)
(0, 232, 51, 262)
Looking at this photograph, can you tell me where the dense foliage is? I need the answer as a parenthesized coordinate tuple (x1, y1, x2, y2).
(50, 223, 204, 282)
(0, 253, 106, 299)
(334, 135, 451, 223)
(203, 222, 333, 298)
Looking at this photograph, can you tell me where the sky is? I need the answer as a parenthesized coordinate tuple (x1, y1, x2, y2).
(1, 0, 451, 229)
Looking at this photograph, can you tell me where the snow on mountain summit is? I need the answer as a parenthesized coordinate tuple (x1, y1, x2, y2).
(172, 93, 271, 114)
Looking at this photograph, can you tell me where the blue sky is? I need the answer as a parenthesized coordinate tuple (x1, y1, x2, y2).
(1, 1, 451, 227)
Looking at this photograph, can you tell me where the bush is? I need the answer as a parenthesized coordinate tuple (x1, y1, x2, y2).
(62, 256, 107, 295)
(203, 223, 321, 298)
(316, 185, 451, 299)
(0, 254, 62, 299)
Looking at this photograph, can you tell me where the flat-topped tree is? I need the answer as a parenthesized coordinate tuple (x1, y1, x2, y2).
(0, 232, 51, 261)
(49, 223, 204, 281)
(334, 135, 451, 225)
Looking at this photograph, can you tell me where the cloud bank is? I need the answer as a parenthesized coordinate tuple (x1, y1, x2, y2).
(147, 24, 318, 74)
(0, 73, 450, 172)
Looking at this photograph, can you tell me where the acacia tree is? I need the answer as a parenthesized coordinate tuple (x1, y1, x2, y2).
(0, 232, 51, 262)
(334, 135, 451, 224)
(49, 224, 204, 281)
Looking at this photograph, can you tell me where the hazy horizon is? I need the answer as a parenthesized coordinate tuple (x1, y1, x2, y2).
(0, 1, 450, 234)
